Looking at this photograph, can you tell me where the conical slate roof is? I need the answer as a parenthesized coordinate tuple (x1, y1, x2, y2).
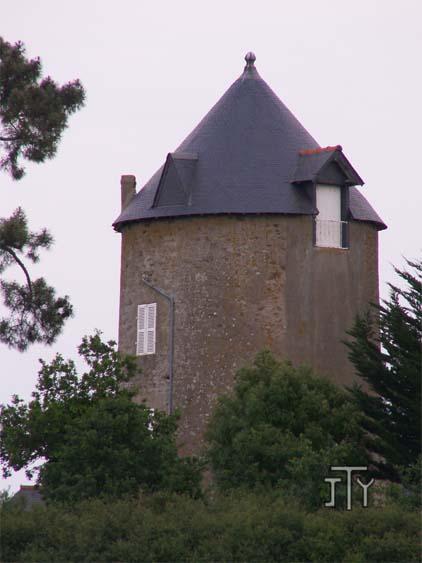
(114, 53, 385, 230)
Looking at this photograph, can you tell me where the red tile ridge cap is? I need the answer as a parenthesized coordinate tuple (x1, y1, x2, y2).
(299, 145, 342, 156)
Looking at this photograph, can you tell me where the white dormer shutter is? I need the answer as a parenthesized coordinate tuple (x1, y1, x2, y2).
(136, 303, 156, 355)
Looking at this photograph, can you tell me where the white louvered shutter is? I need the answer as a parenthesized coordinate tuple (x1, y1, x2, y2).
(136, 303, 156, 355)
(136, 305, 147, 355)
(146, 303, 156, 354)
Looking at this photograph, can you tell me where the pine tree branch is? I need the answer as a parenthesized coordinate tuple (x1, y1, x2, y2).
(0, 135, 19, 142)
(0, 245, 33, 296)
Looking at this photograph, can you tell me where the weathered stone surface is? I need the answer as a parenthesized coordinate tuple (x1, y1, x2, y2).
(118, 214, 378, 455)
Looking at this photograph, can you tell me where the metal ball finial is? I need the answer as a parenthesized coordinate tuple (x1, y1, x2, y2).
(244, 52, 256, 67)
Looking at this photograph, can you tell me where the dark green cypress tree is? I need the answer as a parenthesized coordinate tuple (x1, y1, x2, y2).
(0, 38, 85, 350)
(346, 258, 421, 480)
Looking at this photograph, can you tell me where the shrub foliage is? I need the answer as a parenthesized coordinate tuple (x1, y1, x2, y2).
(1, 491, 420, 562)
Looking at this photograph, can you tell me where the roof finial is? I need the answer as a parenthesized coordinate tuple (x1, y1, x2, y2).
(244, 51, 256, 68)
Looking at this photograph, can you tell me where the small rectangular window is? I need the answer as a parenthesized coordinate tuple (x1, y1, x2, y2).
(136, 303, 156, 355)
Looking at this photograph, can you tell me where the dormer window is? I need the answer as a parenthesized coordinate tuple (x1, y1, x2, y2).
(315, 184, 346, 248)
(292, 145, 365, 250)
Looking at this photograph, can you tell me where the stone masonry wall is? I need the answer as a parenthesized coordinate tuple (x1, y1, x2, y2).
(118, 214, 378, 455)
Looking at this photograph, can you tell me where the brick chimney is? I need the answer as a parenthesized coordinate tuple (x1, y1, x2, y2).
(121, 175, 136, 211)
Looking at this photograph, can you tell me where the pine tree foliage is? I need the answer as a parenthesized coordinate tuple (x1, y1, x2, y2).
(346, 258, 421, 479)
(0, 208, 72, 351)
(0, 37, 85, 350)
(0, 37, 84, 179)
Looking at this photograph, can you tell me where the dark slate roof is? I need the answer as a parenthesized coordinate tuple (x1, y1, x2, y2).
(349, 186, 385, 226)
(114, 54, 386, 231)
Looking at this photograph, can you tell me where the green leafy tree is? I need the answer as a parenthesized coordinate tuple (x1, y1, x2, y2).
(346, 258, 421, 480)
(0, 333, 202, 503)
(206, 351, 369, 508)
(0, 37, 85, 350)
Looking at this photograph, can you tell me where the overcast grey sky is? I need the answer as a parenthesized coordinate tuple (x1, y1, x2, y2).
(1, 0, 421, 491)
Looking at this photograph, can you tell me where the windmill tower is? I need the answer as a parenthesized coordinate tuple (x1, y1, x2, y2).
(114, 53, 386, 454)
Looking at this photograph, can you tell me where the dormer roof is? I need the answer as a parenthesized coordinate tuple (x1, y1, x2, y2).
(292, 145, 364, 186)
(114, 54, 386, 231)
(153, 152, 198, 208)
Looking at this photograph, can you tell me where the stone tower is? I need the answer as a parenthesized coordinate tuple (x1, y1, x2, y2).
(114, 53, 386, 455)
